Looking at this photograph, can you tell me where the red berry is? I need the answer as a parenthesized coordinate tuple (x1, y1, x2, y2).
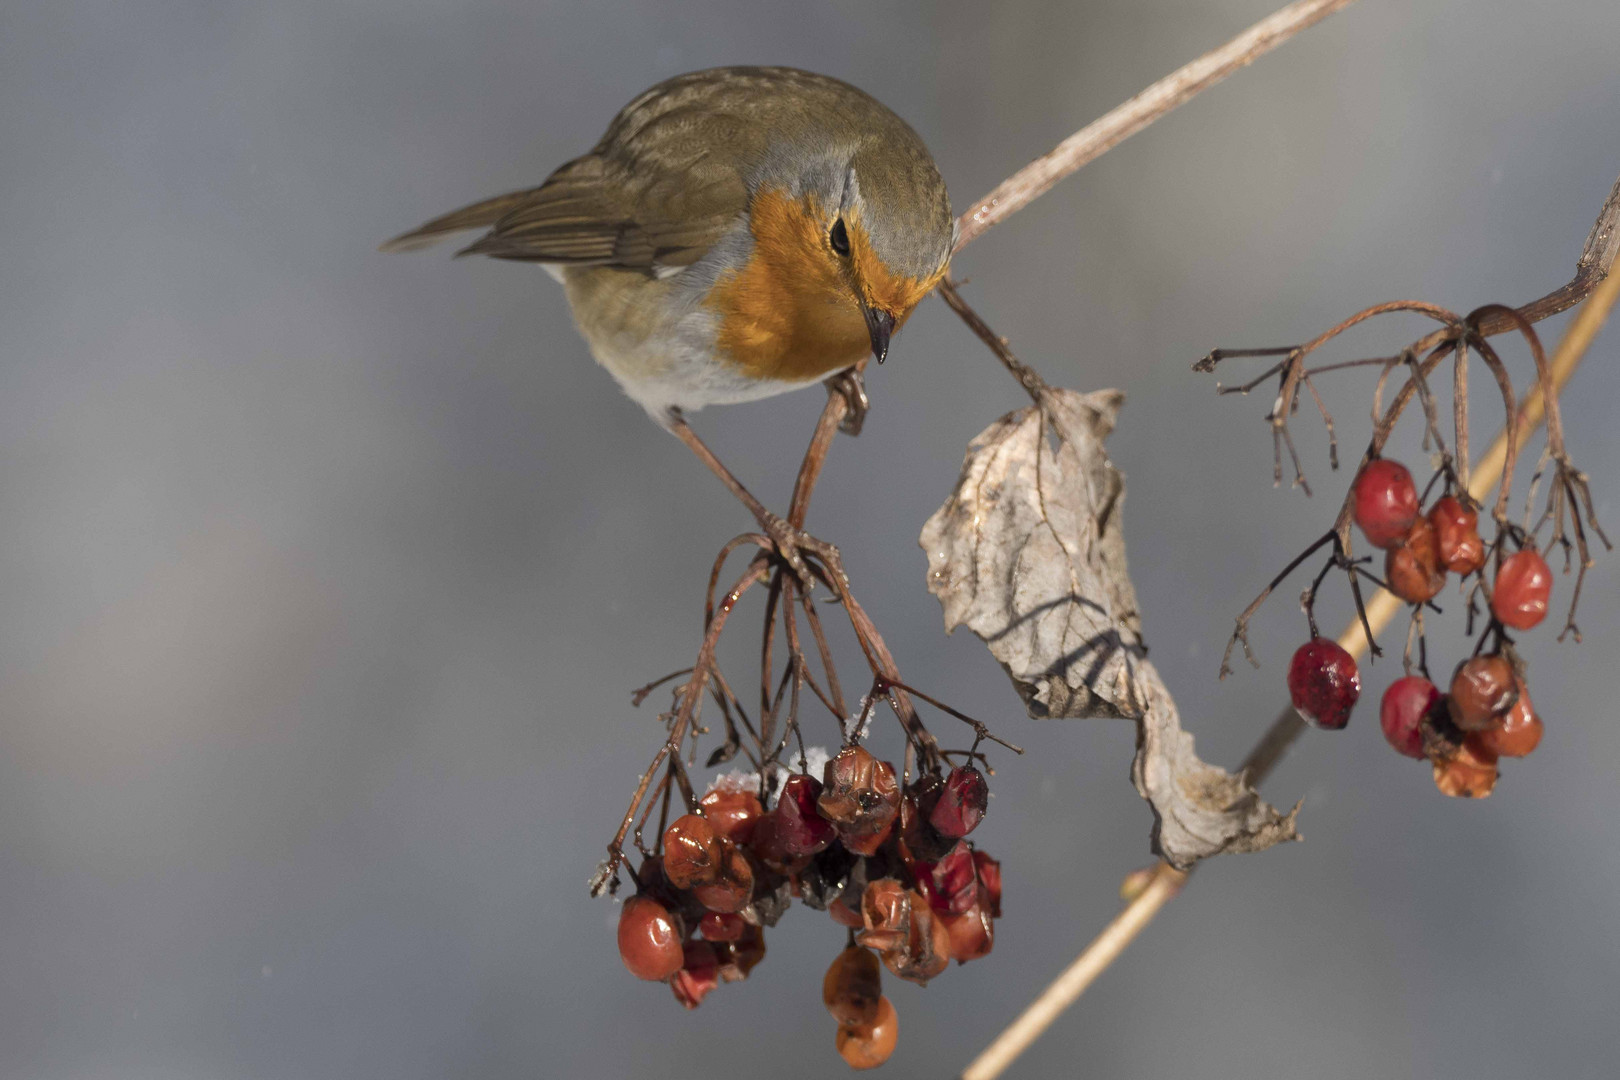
(691, 841, 754, 914)
(1492, 549, 1552, 630)
(915, 841, 979, 915)
(1380, 676, 1442, 759)
(699, 788, 763, 845)
(897, 777, 953, 866)
(819, 747, 900, 856)
(698, 910, 746, 942)
(973, 850, 1002, 919)
(929, 765, 989, 838)
(835, 996, 899, 1070)
(669, 940, 719, 1009)
(1287, 638, 1361, 730)
(822, 946, 882, 1027)
(661, 813, 720, 889)
(1429, 496, 1486, 575)
(1433, 738, 1498, 798)
(616, 895, 684, 981)
(1385, 517, 1446, 604)
(1448, 656, 1518, 731)
(1353, 459, 1420, 549)
(773, 774, 837, 857)
(1471, 680, 1543, 758)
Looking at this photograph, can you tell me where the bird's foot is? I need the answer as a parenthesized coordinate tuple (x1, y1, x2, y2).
(826, 367, 870, 437)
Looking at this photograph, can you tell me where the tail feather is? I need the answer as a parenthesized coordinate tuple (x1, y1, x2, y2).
(378, 188, 539, 253)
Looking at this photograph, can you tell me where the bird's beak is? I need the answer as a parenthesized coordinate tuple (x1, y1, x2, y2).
(864, 306, 897, 364)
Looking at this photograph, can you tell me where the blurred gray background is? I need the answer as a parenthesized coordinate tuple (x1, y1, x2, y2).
(3, 1, 1618, 1077)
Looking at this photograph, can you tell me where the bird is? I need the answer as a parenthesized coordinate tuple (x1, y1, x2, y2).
(382, 66, 955, 569)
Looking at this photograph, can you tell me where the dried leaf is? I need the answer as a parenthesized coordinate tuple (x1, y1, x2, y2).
(921, 388, 1299, 868)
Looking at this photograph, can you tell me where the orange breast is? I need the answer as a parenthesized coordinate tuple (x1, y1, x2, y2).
(706, 188, 870, 383)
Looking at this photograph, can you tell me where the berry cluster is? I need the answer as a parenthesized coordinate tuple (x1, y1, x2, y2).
(1285, 457, 1556, 796)
(615, 746, 1000, 1069)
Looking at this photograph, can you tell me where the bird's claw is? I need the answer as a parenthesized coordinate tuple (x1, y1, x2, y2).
(827, 368, 870, 437)
(760, 511, 818, 591)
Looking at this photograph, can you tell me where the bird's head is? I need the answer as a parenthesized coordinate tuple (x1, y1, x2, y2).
(799, 142, 955, 363)
(711, 126, 953, 380)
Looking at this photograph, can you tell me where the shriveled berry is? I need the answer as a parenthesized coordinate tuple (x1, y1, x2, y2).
(669, 940, 719, 1009)
(1354, 459, 1420, 549)
(916, 841, 979, 915)
(897, 777, 953, 866)
(827, 895, 865, 929)
(1470, 680, 1543, 758)
(798, 844, 859, 912)
(713, 923, 766, 983)
(823, 946, 882, 1027)
(881, 892, 950, 984)
(1430, 496, 1486, 575)
(836, 995, 899, 1070)
(973, 850, 1002, 919)
(1492, 549, 1553, 630)
(855, 878, 911, 953)
(1380, 675, 1442, 759)
(819, 747, 900, 856)
(699, 910, 746, 943)
(1288, 638, 1361, 730)
(745, 868, 792, 928)
(940, 901, 995, 963)
(699, 788, 764, 845)
(661, 813, 720, 889)
(930, 765, 989, 838)
(692, 840, 754, 913)
(616, 895, 684, 981)
(1448, 655, 1518, 731)
(1385, 516, 1446, 604)
(1432, 738, 1498, 798)
(774, 773, 837, 857)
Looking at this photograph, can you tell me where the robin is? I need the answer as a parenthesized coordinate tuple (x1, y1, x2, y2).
(383, 66, 954, 570)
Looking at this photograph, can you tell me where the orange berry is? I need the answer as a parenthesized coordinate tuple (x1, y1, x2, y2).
(699, 788, 764, 845)
(616, 895, 684, 981)
(661, 813, 720, 889)
(822, 946, 882, 1027)
(1385, 516, 1446, 604)
(1432, 739, 1498, 798)
(1429, 496, 1486, 574)
(835, 996, 899, 1070)
(1471, 680, 1543, 758)
(1448, 656, 1518, 731)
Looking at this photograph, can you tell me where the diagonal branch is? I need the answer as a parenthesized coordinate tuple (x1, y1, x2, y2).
(952, 0, 1361, 252)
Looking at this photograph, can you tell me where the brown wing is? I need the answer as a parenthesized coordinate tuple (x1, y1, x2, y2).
(380, 85, 760, 272)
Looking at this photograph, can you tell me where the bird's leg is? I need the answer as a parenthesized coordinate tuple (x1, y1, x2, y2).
(825, 367, 870, 437)
(667, 410, 817, 588)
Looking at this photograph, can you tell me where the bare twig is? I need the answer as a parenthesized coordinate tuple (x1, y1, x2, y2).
(953, 0, 1361, 252)
(936, 279, 1048, 401)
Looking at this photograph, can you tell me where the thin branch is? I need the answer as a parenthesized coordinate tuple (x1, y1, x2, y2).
(953, 0, 1361, 251)
(936, 279, 1048, 401)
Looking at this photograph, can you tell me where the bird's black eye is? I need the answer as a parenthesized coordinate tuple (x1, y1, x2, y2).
(829, 217, 851, 257)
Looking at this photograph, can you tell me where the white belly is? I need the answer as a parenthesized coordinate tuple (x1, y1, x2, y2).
(556, 263, 827, 422)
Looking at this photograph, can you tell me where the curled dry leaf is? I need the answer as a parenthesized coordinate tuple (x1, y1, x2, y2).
(921, 387, 1299, 868)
